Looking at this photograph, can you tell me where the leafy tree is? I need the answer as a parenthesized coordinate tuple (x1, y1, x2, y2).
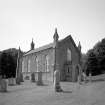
(0, 48, 24, 78)
(81, 53, 87, 73)
(86, 50, 99, 75)
(85, 37, 105, 75)
(94, 38, 105, 73)
(0, 52, 16, 78)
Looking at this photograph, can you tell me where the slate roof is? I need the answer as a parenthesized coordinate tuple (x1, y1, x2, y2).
(24, 43, 54, 56)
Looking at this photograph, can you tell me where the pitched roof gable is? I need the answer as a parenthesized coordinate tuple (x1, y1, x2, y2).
(59, 35, 81, 55)
(23, 35, 80, 56)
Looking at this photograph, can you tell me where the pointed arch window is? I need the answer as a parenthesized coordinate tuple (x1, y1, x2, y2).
(67, 48, 72, 61)
(28, 59, 31, 72)
(22, 60, 24, 72)
(45, 55, 49, 72)
(36, 57, 39, 72)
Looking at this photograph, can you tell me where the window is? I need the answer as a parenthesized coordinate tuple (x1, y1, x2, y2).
(45, 55, 49, 72)
(28, 60, 31, 72)
(67, 67, 70, 73)
(22, 61, 24, 72)
(36, 57, 39, 72)
(67, 48, 72, 61)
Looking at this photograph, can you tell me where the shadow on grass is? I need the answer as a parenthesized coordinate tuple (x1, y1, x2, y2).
(6, 87, 36, 93)
(36, 84, 49, 86)
(5, 83, 50, 94)
(62, 90, 72, 93)
(86, 78, 105, 83)
(92, 79, 105, 82)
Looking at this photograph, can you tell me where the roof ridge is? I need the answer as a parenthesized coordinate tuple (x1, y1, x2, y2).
(24, 42, 54, 56)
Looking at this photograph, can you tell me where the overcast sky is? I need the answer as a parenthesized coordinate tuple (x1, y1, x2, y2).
(0, 0, 105, 53)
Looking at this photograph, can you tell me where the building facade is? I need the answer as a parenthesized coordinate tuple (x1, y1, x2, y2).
(21, 29, 81, 82)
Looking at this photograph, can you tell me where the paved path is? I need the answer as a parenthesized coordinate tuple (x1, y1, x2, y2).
(0, 80, 105, 105)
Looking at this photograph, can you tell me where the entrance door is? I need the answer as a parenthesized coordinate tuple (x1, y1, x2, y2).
(65, 65, 72, 81)
(75, 65, 79, 82)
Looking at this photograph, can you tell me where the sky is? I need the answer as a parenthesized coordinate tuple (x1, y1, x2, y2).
(0, 0, 105, 53)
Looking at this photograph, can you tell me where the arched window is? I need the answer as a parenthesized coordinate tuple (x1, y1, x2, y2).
(28, 59, 31, 72)
(36, 57, 39, 72)
(45, 55, 49, 72)
(22, 60, 24, 72)
(67, 48, 72, 61)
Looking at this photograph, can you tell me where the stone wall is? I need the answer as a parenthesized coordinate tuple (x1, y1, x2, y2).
(22, 48, 54, 82)
(58, 36, 80, 81)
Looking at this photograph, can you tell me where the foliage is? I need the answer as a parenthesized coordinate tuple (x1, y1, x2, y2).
(86, 50, 99, 75)
(0, 48, 24, 78)
(83, 38, 105, 76)
(94, 39, 105, 73)
(0, 52, 16, 78)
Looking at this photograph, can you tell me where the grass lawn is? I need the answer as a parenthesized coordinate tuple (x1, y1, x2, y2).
(0, 74, 105, 105)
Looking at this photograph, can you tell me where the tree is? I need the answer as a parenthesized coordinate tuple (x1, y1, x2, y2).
(0, 48, 24, 78)
(86, 50, 98, 75)
(94, 38, 105, 73)
(81, 53, 87, 73)
(85, 37, 105, 75)
(0, 52, 16, 78)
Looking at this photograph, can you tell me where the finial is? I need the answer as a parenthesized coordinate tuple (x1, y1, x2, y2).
(31, 38, 35, 50)
(53, 28, 59, 42)
(19, 46, 20, 50)
(18, 46, 21, 51)
(78, 41, 81, 52)
(55, 28, 57, 33)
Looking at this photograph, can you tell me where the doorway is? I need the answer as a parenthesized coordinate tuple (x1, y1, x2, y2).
(75, 65, 79, 82)
(65, 64, 72, 81)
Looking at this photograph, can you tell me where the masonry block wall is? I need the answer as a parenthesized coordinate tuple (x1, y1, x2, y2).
(22, 48, 54, 81)
(57, 36, 80, 81)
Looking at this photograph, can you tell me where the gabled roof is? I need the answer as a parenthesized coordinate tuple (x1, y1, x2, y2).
(23, 35, 80, 56)
(59, 35, 81, 55)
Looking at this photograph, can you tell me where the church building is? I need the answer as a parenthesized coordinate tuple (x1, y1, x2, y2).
(21, 29, 82, 82)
